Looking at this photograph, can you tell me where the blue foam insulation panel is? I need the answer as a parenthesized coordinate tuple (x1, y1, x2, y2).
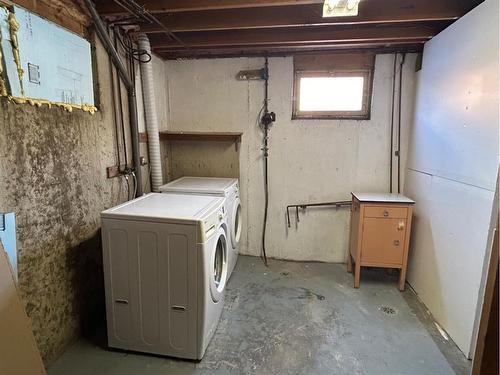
(0, 7, 21, 95)
(0, 213, 17, 280)
(1, 5, 94, 105)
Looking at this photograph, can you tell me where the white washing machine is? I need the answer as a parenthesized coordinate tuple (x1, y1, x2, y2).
(101, 193, 228, 360)
(159, 177, 241, 278)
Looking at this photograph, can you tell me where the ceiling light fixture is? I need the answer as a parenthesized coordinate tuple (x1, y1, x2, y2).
(325, 0, 341, 9)
(323, 0, 361, 17)
(346, 0, 361, 10)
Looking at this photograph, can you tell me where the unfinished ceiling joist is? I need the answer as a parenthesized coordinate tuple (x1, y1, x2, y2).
(95, 0, 483, 58)
(158, 43, 424, 60)
(137, 3, 462, 33)
(97, 0, 325, 15)
(149, 24, 439, 49)
(96, 0, 480, 15)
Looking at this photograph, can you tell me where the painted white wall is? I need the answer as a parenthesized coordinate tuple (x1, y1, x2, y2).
(162, 54, 417, 262)
(405, 0, 499, 357)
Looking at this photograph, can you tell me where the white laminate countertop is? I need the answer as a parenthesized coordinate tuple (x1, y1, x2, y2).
(352, 192, 415, 204)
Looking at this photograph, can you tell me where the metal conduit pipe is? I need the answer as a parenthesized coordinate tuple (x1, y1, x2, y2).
(137, 33, 163, 191)
(389, 53, 397, 193)
(397, 53, 406, 194)
(84, 0, 143, 197)
(286, 200, 352, 228)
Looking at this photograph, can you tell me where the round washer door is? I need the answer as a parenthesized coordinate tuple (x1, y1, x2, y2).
(231, 197, 242, 249)
(210, 227, 228, 303)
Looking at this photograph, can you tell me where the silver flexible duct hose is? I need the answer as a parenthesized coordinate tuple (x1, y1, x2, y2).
(137, 33, 163, 192)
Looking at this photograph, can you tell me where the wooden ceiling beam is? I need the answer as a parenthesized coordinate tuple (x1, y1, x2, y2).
(97, 0, 482, 18)
(159, 41, 427, 52)
(95, 0, 482, 60)
(148, 24, 439, 49)
(154, 38, 429, 50)
(139, 2, 462, 33)
(158, 41, 424, 59)
(96, 0, 323, 15)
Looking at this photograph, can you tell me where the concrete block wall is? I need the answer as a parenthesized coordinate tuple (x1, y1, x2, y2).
(162, 54, 418, 262)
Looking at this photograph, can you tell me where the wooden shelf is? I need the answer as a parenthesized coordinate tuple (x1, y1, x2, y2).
(139, 131, 242, 148)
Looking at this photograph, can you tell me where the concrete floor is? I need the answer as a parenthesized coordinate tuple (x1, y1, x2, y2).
(49, 256, 470, 375)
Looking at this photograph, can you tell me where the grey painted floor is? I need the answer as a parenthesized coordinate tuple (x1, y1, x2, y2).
(49, 256, 471, 375)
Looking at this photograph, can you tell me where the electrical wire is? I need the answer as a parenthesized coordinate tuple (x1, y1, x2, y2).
(116, 31, 151, 63)
(256, 104, 265, 129)
(121, 171, 139, 201)
(111, 0, 188, 49)
(125, 33, 135, 77)
(123, 32, 137, 106)
(262, 129, 269, 267)
(124, 174, 130, 200)
(260, 57, 271, 267)
(131, 171, 138, 199)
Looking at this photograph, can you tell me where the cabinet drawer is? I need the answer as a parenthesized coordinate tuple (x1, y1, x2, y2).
(361, 218, 407, 265)
(364, 206, 407, 219)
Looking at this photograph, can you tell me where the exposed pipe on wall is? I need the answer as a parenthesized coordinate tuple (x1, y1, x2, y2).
(389, 52, 406, 194)
(389, 53, 397, 193)
(397, 53, 406, 194)
(286, 200, 352, 228)
(112, 27, 129, 169)
(107, 27, 122, 170)
(84, 0, 144, 197)
(137, 33, 163, 192)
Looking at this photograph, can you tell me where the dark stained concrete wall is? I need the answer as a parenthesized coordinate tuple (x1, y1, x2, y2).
(0, 36, 138, 364)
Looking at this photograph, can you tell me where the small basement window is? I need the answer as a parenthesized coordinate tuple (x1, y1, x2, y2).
(292, 54, 374, 120)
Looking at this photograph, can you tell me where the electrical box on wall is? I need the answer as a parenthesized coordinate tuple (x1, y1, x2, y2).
(0, 5, 94, 106)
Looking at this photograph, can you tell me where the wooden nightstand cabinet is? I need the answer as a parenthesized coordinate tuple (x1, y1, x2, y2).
(347, 193, 415, 291)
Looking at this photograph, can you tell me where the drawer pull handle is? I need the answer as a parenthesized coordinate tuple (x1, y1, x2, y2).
(383, 210, 389, 217)
(398, 222, 405, 231)
(115, 299, 129, 305)
(394, 240, 400, 246)
(172, 305, 186, 311)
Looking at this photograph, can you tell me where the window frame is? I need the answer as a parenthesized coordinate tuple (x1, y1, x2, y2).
(292, 68, 374, 120)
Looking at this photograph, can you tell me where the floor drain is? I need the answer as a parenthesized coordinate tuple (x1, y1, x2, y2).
(379, 306, 397, 315)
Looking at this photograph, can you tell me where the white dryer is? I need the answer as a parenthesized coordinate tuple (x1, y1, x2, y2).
(101, 193, 228, 360)
(159, 177, 242, 278)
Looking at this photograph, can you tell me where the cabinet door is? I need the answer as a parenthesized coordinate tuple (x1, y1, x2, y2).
(361, 218, 406, 265)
